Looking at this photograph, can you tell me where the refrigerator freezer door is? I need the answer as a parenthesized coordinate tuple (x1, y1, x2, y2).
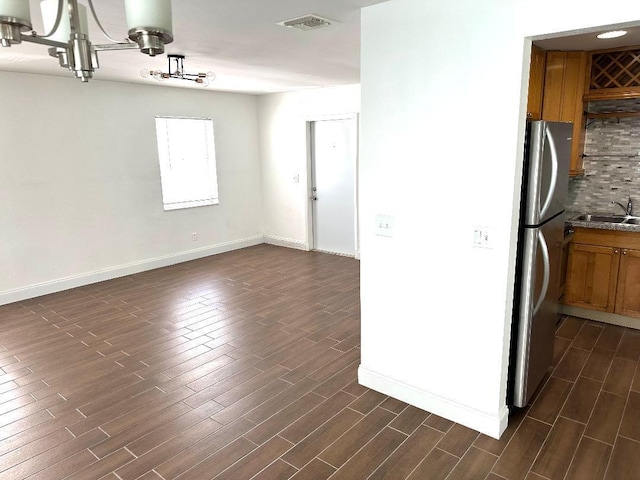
(513, 213, 565, 407)
(524, 121, 572, 226)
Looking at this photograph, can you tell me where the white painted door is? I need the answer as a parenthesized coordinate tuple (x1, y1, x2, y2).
(310, 117, 357, 256)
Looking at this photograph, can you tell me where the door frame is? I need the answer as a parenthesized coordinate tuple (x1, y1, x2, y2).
(304, 113, 360, 259)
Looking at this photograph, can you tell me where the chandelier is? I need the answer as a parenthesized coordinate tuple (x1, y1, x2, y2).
(0, 0, 174, 82)
(141, 54, 216, 87)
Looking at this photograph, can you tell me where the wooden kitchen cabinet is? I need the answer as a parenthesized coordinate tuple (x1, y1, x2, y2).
(526, 45, 546, 120)
(565, 243, 619, 312)
(540, 51, 589, 176)
(585, 46, 640, 101)
(565, 228, 640, 319)
(615, 248, 640, 318)
(558, 231, 573, 301)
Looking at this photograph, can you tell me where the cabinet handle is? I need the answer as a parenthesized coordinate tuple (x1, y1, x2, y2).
(623, 250, 628, 255)
(615, 250, 619, 254)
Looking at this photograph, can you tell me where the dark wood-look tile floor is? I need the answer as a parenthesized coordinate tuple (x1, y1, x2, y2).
(0, 244, 639, 479)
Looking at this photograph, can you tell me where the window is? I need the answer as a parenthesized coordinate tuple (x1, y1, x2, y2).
(154, 116, 219, 211)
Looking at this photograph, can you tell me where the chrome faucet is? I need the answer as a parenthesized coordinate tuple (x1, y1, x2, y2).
(613, 197, 633, 216)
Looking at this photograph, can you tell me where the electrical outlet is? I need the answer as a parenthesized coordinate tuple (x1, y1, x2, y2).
(192, 232, 198, 241)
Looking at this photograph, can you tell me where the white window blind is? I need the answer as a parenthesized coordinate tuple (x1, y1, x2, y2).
(155, 116, 219, 211)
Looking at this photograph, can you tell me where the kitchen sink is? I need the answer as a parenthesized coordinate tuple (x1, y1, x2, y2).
(571, 214, 627, 223)
(571, 214, 640, 224)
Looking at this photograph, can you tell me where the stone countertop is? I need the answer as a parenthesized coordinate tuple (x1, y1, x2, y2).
(566, 213, 640, 233)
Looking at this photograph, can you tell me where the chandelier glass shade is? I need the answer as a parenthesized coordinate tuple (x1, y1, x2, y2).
(0, 0, 174, 82)
(141, 54, 216, 87)
(41, 0, 88, 43)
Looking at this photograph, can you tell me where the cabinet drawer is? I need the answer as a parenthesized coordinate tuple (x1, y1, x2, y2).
(572, 228, 640, 249)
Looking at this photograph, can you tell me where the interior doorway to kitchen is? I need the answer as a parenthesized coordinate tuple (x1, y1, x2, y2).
(308, 116, 358, 257)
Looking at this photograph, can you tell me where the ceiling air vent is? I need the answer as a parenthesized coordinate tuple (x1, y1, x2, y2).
(277, 14, 338, 31)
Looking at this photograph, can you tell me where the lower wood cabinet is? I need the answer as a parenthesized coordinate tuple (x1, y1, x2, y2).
(566, 243, 618, 312)
(558, 232, 573, 301)
(615, 248, 640, 318)
(564, 228, 640, 319)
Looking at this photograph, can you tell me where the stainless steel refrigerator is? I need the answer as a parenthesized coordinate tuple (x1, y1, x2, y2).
(510, 120, 572, 408)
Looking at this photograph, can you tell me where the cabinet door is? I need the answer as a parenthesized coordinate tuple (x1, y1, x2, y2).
(540, 51, 588, 176)
(541, 51, 566, 121)
(615, 248, 640, 319)
(567, 52, 589, 176)
(565, 243, 619, 312)
(527, 46, 546, 120)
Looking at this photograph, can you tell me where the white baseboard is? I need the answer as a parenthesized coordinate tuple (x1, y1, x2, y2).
(314, 249, 356, 258)
(358, 365, 509, 439)
(0, 235, 264, 306)
(263, 235, 308, 251)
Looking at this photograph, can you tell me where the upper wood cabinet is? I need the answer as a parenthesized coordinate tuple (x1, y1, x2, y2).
(540, 51, 589, 176)
(585, 46, 640, 101)
(526, 45, 546, 120)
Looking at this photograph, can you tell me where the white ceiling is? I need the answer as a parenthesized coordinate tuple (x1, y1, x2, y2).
(0, 0, 390, 94)
(3, 3, 640, 95)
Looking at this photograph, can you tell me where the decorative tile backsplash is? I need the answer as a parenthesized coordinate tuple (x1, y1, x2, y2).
(566, 99, 640, 215)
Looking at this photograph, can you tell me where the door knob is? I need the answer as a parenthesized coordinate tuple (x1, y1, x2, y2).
(311, 196, 317, 201)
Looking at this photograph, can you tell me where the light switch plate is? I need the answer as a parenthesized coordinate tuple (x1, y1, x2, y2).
(473, 227, 492, 248)
(375, 214, 395, 237)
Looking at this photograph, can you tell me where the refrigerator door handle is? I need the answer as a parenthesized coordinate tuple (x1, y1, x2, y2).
(533, 230, 550, 316)
(539, 125, 558, 220)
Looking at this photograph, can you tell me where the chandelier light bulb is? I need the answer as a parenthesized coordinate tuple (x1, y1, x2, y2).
(140, 68, 151, 78)
(206, 71, 216, 80)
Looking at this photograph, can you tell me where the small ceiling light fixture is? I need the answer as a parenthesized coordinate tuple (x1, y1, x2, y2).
(0, 0, 173, 82)
(141, 54, 216, 87)
(597, 30, 628, 39)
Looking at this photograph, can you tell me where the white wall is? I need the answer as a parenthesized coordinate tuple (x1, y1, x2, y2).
(0, 71, 262, 304)
(257, 86, 360, 250)
(358, 0, 640, 438)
